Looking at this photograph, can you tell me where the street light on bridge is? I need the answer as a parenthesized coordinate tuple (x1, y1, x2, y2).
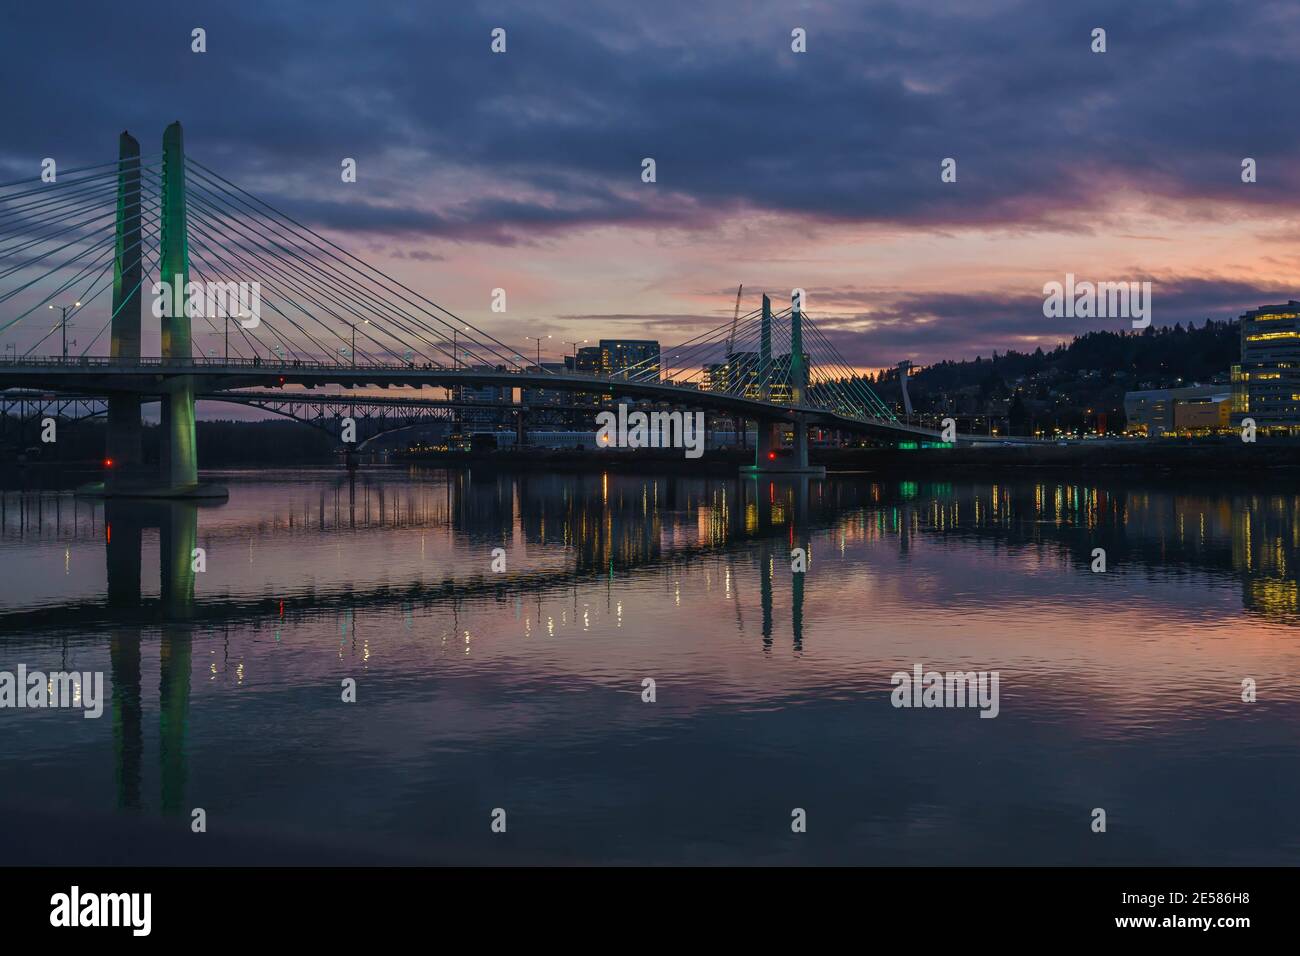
(343, 318, 369, 367)
(48, 301, 80, 360)
(524, 334, 551, 368)
(561, 338, 588, 368)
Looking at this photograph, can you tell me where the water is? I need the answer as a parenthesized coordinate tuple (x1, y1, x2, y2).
(1, 467, 1298, 865)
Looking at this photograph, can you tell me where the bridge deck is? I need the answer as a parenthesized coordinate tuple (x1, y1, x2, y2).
(0, 358, 1003, 443)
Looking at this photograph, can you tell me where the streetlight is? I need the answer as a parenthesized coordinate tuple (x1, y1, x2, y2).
(453, 326, 469, 369)
(345, 318, 369, 368)
(48, 301, 81, 360)
(524, 334, 551, 368)
(561, 338, 588, 368)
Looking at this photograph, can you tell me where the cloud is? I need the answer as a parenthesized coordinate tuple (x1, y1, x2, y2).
(808, 275, 1286, 365)
(4, 0, 1300, 365)
(5, 0, 1300, 243)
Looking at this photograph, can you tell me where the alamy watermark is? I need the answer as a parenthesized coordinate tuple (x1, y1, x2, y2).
(595, 403, 705, 459)
(1043, 273, 1151, 329)
(50, 886, 150, 936)
(890, 663, 1000, 718)
(0, 665, 104, 718)
(151, 273, 261, 328)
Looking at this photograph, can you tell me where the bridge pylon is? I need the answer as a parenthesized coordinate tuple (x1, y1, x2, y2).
(740, 291, 824, 476)
(90, 123, 225, 499)
(158, 121, 200, 492)
(105, 131, 143, 489)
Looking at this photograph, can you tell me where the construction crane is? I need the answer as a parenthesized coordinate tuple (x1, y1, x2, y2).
(726, 284, 742, 356)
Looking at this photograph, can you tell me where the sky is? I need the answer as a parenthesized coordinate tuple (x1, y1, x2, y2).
(4, 0, 1300, 370)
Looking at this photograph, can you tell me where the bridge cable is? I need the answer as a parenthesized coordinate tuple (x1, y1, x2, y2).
(187, 157, 531, 371)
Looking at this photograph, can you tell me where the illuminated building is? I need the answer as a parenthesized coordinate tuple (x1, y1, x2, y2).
(563, 346, 605, 407)
(700, 350, 807, 401)
(1237, 301, 1300, 429)
(1173, 395, 1231, 432)
(599, 339, 660, 382)
(1123, 384, 1229, 436)
(452, 365, 510, 424)
(520, 362, 568, 406)
(567, 345, 603, 376)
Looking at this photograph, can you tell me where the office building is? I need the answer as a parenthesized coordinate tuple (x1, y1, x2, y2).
(703, 351, 806, 401)
(1236, 302, 1300, 429)
(600, 339, 660, 382)
(521, 362, 568, 406)
(1124, 384, 1231, 436)
(564, 346, 606, 407)
(452, 365, 510, 424)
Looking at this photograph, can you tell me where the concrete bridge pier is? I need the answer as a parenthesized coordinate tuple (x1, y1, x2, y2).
(754, 419, 776, 463)
(515, 406, 529, 446)
(159, 380, 199, 488)
(740, 415, 823, 475)
(792, 419, 809, 469)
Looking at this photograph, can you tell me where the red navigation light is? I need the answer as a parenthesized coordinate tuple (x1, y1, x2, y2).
(768, 452, 777, 461)
(104, 458, 114, 468)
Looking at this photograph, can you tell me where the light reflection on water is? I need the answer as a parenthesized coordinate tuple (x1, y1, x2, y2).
(1, 467, 1298, 865)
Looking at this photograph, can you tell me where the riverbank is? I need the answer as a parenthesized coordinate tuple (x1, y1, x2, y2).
(397, 437, 1300, 475)
(825, 437, 1300, 474)
(7, 436, 1298, 490)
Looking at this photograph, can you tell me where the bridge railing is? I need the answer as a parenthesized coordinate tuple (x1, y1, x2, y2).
(0, 355, 421, 370)
(0, 355, 915, 427)
(0, 355, 637, 376)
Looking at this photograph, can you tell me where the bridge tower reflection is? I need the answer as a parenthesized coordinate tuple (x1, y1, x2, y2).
(743, 474, 814, 652)
(103, 499, 199, 814)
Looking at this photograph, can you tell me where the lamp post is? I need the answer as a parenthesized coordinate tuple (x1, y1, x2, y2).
(561, 338, 588, 368)
(48, 301, 80, 360)
(344, 318, 369, 368)
(449, 326, 472, 370)
(525, 335, 551, 368)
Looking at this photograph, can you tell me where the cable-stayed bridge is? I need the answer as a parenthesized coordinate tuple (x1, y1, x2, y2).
(0, 123, 971, 496)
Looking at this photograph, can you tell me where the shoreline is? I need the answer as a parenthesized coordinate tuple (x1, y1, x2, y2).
(395, 438, 1300, 476)
(5, 437, 1300, 487)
